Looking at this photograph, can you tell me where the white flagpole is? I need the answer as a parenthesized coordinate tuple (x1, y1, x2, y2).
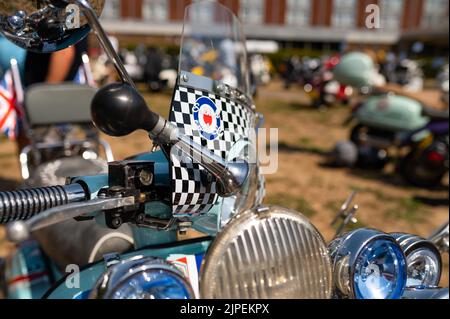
(10, 58, 30, 132)
(9, 59, 24, 105)
(82, 53, 96, 87)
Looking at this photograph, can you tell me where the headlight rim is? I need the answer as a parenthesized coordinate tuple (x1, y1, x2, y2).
(330, 228, 408, 299)
(391, 232, 443, 288)
(90, 256, 195, 299)
(200, 205, 333, 299)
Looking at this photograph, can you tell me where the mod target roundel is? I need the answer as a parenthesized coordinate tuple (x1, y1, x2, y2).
(193, 97, 222, 140)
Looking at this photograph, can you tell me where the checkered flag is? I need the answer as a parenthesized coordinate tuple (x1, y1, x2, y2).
(169, 85, 255, 216)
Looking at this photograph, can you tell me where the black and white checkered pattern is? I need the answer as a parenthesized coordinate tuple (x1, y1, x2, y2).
(169, 85, 255, 216)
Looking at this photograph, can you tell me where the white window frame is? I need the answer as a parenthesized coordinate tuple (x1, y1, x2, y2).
(285, 0, 311, 26)
(187, 0, 219, 24)
(331, 0, 356, 28)
(240, 0, 265, 25)
(142, 0, 169, 22)
(379, 0, 404, 30)
(101, 0, 121, 20)
(422, 0, 449, 29)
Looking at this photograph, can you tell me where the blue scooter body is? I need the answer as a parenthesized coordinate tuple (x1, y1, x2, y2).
(3, 150, 220, 299)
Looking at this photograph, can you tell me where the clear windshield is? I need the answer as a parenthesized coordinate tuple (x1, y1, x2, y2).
(179, 1, 250, 96)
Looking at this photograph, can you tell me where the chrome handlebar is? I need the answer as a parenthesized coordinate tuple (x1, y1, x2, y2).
(73, 0, 135, 87)
(0, 184, 87, 224)
(6, 195, 135, 243)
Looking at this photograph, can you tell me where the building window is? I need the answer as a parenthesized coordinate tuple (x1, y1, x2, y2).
(101, 0, 121, 19)
(422, 0, 449, 29)
(379, 0, 403, 30)
(332, 0, 356, 28)
(187, 0, 218, 23)
(286, 0, 311, 26)
(240, 0, 264, 25)
(143, 0, 168, 21)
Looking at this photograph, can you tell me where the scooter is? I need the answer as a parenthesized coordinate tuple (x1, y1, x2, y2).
(347, 93, 449, 187)
(2, 56, 135, 298)
(303, 55, 352, 108)
(0, 0, 447, 300)
(10, 55, 113, 187)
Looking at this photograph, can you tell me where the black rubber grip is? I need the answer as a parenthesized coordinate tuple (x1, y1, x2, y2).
(0, 186, 69, 223)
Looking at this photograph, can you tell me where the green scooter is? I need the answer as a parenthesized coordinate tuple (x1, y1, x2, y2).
(334, 53, 449, 188)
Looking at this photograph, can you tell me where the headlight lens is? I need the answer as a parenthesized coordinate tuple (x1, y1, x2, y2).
(406, 249, 441, 287)
(353, 239, 406, 299)
(391, 233, 442, 287)
(329, 229, 407, 299)
(90, 257, 195, 299)
(201, 206, 333, 299)
(111, 269, 193, 299)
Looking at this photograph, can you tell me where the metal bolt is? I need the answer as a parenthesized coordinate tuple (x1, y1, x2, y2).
(6, 221, 30, 243)
(180, 73, 189, 83)
(178, 221, 192, 235)
(136, 213, 145, 224)
(111, 217, 122, 228)
(7, 15, 24, 30)
(16, 11, 26, 19)
(216, 83, 225, 92)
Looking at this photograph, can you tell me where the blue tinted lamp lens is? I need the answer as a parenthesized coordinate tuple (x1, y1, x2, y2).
(112, 270, 193, 299)
(354, 239, 407, 299)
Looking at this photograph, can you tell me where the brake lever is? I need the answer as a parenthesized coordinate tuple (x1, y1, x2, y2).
(6, 196, 135, 243)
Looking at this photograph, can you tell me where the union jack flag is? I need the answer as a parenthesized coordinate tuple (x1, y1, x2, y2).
(0, 69, 21, 140)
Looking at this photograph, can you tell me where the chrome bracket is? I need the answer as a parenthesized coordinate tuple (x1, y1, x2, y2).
(331, 191, 360, 238)
(103, 253, 122, 268)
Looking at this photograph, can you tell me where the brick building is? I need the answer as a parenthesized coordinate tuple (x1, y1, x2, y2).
(100, 0, 449, 52)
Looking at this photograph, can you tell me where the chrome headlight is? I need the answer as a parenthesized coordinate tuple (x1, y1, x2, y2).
(90, 256, 195, 299)
(201, 206, 333, 299)
(392, 233, 442, 287)
(329, 229, 407, 299)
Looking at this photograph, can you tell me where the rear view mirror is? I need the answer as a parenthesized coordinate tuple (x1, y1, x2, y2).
(0, 0, 104, 53)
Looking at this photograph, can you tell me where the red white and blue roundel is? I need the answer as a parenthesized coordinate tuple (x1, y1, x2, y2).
(193, 96, 222, 140)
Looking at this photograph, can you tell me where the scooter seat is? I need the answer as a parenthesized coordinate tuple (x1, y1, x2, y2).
(422, 106, 449, 121)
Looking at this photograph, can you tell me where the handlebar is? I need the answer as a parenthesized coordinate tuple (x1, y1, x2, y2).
(0, 184, 87, 224)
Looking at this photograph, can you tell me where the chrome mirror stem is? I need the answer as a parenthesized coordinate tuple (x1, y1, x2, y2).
(175, 135, 249, 197)
(150, 120, 250, 197)
(428, 222, 449, 254)
(331, 191, 359, 238)
(73, 0, 136, 88)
